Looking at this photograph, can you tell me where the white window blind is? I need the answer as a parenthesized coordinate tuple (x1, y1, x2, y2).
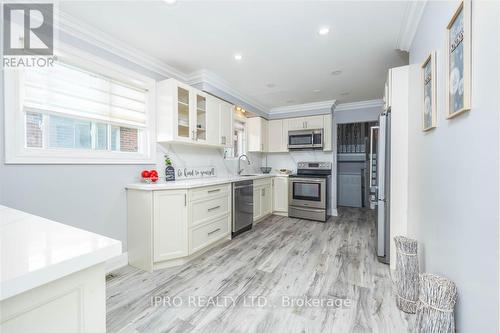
(22, 62, 148, 128)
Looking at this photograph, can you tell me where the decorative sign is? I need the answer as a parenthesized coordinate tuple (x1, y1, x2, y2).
(165, 165, 176, 182)
(176, 166, 216, 180)
(446, 0, 471, 119)
(422, 51, 437, 131)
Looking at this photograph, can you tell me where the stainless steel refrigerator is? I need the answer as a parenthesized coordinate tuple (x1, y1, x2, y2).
(374, 108, 391, 264)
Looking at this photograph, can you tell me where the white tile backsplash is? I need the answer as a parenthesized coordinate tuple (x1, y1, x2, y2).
(155, 143, 263, 179)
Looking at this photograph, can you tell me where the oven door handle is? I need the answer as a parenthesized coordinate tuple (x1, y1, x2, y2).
(289, 206, 325, 213)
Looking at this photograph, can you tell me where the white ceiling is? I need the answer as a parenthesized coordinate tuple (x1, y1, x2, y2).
(60, 1, 409, 110)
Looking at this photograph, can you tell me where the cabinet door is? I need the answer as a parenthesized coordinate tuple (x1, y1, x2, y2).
(261, 184, 272, 216)
(261, 118, 269, 152)
(153, 190, 188, 262)
(195, 92, 207, 143)
(175, 84, 193, 141)
(219, 101, 233, 147)
(286, 117, 306, 131)
(304, 115, 324, 129)
(253, 187, 262, 221)
(273, 177, 288, 213)
(267, 120, 283, 152)
(247, 117, 262, 152)
(323, 114, 332, 151)
(206, 96, 220, 145)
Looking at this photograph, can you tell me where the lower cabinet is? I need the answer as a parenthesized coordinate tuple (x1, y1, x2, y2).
(253, 178, 272, 223)
(127, 184, 231, 271)
(272, 176, 289, 215)
(153, 190, 188, 262)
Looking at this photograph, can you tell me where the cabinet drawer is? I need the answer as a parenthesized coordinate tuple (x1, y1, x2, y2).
(190, 214, 230, 254)
(190, 184, 230, 202)
(254, 177, 272, 187)
(191, 195, 230, 227)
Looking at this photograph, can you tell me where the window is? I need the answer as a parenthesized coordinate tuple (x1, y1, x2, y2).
(5, 46, 156, 164)
(225, 115, 246, 159)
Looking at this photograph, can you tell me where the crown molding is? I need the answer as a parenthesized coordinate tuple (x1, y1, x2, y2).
(269, 100, 337, 114)
(334, 99, 384, 112)
(57, 10, 188, 81)
(267, 100, 336, 120)
(396, 0, 427, 51)
(186, 70, 269, 113)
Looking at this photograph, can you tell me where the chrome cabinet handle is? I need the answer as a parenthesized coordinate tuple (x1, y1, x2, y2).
(207, 205, 220, 212)
(208, 228, 221, 236)
(184, 194, 187, 206)
(208, 189, 221, 194)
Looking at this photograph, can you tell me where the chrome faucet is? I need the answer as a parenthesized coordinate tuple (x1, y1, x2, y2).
(238, 154, 251, 175)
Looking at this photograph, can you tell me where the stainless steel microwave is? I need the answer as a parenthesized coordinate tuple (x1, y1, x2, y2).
(287, 129, 323, 149)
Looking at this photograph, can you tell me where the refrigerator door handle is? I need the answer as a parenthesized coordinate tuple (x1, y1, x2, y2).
(369, 126, 379, 194)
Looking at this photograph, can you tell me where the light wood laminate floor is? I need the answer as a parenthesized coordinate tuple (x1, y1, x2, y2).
(107, 208, 413, 333)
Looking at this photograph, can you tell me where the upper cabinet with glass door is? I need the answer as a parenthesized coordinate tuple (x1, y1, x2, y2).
(157, 79, 233, 147)
(176, 85, 191, 141)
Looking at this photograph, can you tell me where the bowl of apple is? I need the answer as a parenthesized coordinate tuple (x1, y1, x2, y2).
(141, 170, 159, 183)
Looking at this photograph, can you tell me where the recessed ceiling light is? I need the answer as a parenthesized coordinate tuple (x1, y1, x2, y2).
(234, 53, 243, 61)
(313, 89, 321, 93)
(331, 70, 342, 76)
(163, 0, 177, 4)
(266, 83, 276, 88)
(318, 26, 330, 36)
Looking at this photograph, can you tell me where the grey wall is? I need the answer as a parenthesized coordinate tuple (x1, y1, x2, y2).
(0, 33, 162, 251)
(407, 1, 499, 332)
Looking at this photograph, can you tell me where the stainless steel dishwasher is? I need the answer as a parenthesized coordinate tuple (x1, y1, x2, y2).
(232, 180, 254, 237)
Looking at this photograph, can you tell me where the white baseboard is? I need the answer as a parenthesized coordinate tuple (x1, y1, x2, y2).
(105, 252, 128, 273)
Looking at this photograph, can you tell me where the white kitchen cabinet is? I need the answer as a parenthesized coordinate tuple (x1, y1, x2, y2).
(219, 100, 233, 147)
(127, 183, 231, 271)
(206, 95, 220, 145)
(322, 114, 332, 151)
(253, 178, 272, 223)
(272, 176, 288, 215)
(261, 184, 272, 216)
(157, 78, 233, 147)
(253, 188, 262, 221)
(267, 119, 288, 152)
(285, 115, 324, 131)
(303, 115, 324, 129)
(286, 117, 307, 131)
(153, 190, 188, 262)
(247, 117, 268, 152)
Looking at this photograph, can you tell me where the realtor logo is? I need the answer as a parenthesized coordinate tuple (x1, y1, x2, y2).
(3, 3, 54, 56)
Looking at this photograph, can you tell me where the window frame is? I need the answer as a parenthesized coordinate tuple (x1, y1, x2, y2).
(4, 44, 156, 164)
(224, 112, 247, 160)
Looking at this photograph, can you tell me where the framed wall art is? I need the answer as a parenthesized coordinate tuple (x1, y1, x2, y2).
(422, 51, 437, 131)
(445, 0, 471, 119)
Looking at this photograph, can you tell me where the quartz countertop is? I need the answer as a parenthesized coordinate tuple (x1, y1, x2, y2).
(126, 173, 290, 191)
(0, 205, 122, 301)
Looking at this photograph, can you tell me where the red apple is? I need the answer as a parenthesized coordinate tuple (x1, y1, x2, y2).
(150, 170, 158, 177)
(141, 170, 151, 178)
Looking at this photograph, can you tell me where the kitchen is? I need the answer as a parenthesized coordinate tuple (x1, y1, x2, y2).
(1, 1, 499, 333)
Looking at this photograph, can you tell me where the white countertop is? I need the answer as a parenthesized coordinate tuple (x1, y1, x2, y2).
(0, 205, 122, 301)
(126, 173, 290, 190)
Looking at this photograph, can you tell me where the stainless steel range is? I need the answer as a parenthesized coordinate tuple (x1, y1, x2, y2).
(288, 162, 332, 222)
